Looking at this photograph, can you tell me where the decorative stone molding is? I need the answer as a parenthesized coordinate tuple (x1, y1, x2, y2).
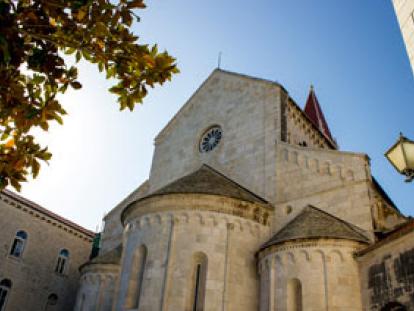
(257, 239, 366, 262)
(286, 99, 331, 148)
(279, 146, 362, 182)
(127, 211, 264, 237)
(122, 193, 272, 227)
(0, 193, 93, 242)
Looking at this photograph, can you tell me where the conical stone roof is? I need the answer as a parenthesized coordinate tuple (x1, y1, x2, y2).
(85, 244, 122, 266)
(261, 206, 370, 250)
(148, 164, 268, 204)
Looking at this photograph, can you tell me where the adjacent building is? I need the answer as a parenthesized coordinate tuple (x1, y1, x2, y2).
(0, 189, 94, 311)
(392, 0, 414, 75)
(73, 69, 414, 311)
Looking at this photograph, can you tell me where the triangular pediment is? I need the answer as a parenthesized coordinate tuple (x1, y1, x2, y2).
(155, 69, 282, 144)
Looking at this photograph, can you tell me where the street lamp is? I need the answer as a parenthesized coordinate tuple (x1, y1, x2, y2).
(385, 133, 414, 182)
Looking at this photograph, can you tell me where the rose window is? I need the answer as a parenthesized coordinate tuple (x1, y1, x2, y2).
(200, 126, 222, 153)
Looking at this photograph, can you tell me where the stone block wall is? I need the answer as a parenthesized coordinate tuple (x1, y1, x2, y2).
(101, 180, 149, 254)
(116, 210, 269, 311)
(149, 70, 281, 203)
(283, 95, 332, 149)
(274, 142, 374, 236)
(258, 239, 366, 311)
(392, 0, 414, 76)
(357, 225, 414, 310)
(74, 265, 119, 311)
(0, 192, 93, 311)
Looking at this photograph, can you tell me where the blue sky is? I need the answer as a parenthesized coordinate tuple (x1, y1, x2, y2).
(19, 0, 414, 230)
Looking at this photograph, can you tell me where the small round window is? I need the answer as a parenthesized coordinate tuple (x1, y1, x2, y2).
(200, 126, 222, 153)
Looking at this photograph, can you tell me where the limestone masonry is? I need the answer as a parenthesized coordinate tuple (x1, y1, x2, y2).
(392, 0, 414, 76)
(72, 69, 414, 311)
(0, 189, 94, 311)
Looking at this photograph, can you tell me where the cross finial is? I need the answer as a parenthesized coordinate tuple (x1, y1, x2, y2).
(218, 52, 222, 69)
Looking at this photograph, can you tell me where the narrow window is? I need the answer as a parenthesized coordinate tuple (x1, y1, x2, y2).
(125, 245, 147, 309)
(192, 264, 202, 311)
(287, 278, 302, 311)
(0, 279, 12, 311)
(10, 231, 27, 258)
(45, 294, 58, 310)
(55, 249, 69, 275)
(188, 253, 207, 311)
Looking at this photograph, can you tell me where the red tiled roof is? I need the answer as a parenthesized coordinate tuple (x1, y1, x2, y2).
(1, 189, 95, 238)
(304, 86, 336, 148)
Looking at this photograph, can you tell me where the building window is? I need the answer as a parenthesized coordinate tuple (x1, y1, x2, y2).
(125, 245, 147, 309)
(45, 294, 58, 310)
(0, 279, 12, 311)
(199, 126, 222, 153)
(188, 252, 207, 311)
(55, 249, 69, 275)
(10, 230, 27, 258)
(287, 278, 302, 311)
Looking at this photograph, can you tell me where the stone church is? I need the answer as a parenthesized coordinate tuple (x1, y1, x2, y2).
(73, 69, 414, 311)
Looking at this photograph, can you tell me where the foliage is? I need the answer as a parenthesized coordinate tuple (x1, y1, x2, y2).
(0, 0, 178, 191)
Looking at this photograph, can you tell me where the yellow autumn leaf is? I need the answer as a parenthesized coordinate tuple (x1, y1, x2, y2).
(49, 17, 57, 27)
(97, 39, 105, 49)
(76, 8, 87, 21)
(14, 159, 25, 170)
(5, 138, 15, 148)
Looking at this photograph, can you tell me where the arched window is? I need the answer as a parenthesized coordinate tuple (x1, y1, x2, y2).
(55, 249, 69, 275)
(44, 293, 58, 310)
(0, 279, 12, 311)
(125, 245, 147, 309)
(10, 230, 27, 258)
(188, 252, 207, 311)
(287, 278, 302, 311)
(381, 301, 406, 311)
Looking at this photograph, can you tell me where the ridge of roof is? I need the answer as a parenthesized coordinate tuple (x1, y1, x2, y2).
(303, 87, 337, 148)
(260, 205, 370, 250)
(155, 69, 284, 143)
(147, 164, 268, 204)
(1, 189, 94, 238)
(215, 68, 285, 90)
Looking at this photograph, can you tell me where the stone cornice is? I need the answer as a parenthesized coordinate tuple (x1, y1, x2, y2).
(258, 238, 365, 257)
(121, 193, 272, 226)
(0, 191, 94, 242)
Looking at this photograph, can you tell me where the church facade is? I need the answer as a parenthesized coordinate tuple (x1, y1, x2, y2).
(73, 69, 414, 311)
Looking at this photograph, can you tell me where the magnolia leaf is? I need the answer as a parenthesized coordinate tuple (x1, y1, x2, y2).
(70, 81, 82, 89)
(0, 0, 178, 191)
(76, 8, 88, 21)
(32, 160, 40, 178)
(127, 0, 146, 9)
(5, 138, 15, 148)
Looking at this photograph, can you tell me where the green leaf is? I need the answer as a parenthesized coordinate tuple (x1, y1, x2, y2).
(32, 160, 40, 178)
(70, 81, 82, 89)
(76, 51, 81, 62)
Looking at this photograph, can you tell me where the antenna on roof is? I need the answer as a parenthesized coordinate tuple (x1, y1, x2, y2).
(218, 52, 222, 69)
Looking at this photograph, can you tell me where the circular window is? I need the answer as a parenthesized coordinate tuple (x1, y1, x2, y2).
(200, 126, 222, 153)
